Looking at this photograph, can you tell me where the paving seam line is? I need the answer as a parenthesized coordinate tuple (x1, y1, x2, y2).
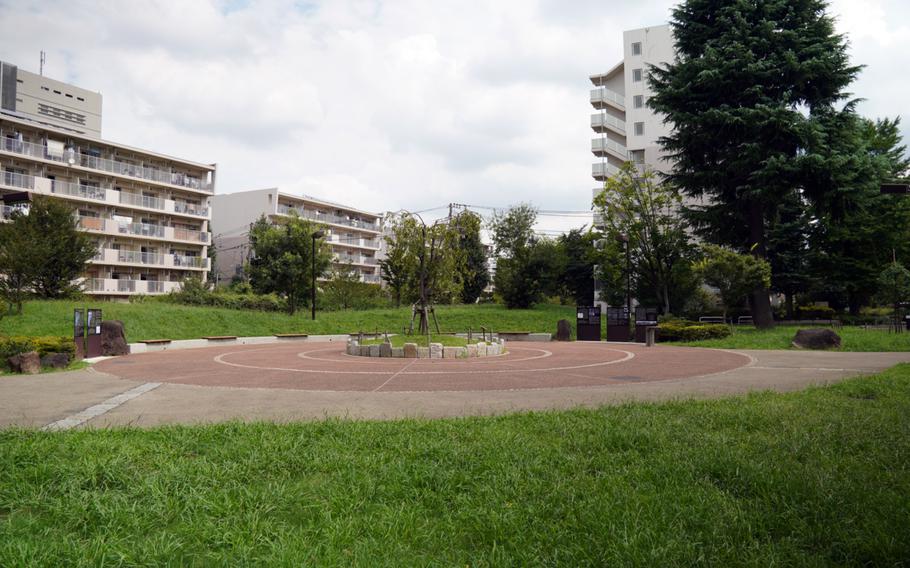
(41, 382, 162, 431)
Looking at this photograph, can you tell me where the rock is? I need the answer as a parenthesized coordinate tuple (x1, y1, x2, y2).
(392, 348, 404, 358)
(40, 352, 71, 369)
(418, 347, 430, 359)
(360, 345, 371, 357)
(8, 351, 41, 374)
(429, 343, 443, 359)
(379, 342, 393, 358)
(369, 344, 381, 357)
(466, 344, 478, 358)
(556, 319, 572, 341)
(403, 343, 419, 358)
(489, 342, 501, 356)
(100, 320, 130, 356)
(476, 342, 488, 357)
(792, 328, 842, 350)
(443, 347, 465, 359)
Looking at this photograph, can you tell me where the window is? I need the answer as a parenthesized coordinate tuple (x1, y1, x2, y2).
(632, 68, 642, 82)
(630, 150, 645, 163)
(634, 122, 645, 136)
(631, 42, 642, 56)
(633, 95, 644, 109)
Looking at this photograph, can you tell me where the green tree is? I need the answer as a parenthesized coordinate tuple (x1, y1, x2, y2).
(557, 228, 597, 305)
(0, 209, 35, 314)
(247, 215, 332, 315)
(809, 116, 910, 314)
(451, 211, 489, 304)
(378, 212, 417, 308)
(491, 204, 559, 309)
(27, 196, 96, 298)
(593, 163, 695, 314)
(323, 263, 361, 310)
(876, 261, 910, 311)
(649, 0, 860, 328)
(695, 245, 772, 323)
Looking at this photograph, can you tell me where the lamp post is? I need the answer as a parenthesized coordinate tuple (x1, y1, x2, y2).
(311, 230, 325, 320)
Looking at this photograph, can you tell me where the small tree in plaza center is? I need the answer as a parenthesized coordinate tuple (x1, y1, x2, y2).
(695, 245, 771, 324)
(876, 262, 910, 332)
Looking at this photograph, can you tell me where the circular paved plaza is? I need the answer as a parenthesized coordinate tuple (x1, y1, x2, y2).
(95, 341, 751, 392)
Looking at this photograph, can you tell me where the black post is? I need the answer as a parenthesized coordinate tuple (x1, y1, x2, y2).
(625, 238, 632, 321)
(311, 230, 324, 320)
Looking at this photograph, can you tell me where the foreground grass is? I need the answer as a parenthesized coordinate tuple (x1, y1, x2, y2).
(0, 300, 573, 343)
(2, 366, 910, 565)
(671, 325, 910, 351)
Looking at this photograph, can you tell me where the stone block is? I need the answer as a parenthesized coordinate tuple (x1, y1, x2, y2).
(443, 346, 461, 359)
(466, 344, 478, 358)
(429, 343, 443, 359)
(403, 343, 419, 358)
(392, 347, 405, 358)
(100, 320, 130, 356)
(40, 352, 71, 369)
(380, 342, 393, 357)
(369, 344, 381, 357)
(489, 343, 500, 356)
(793, 328, 841, 350)
(476, 342, 488, 357)
(418, 347, 430, 358)
(360, 345, 371, 357)
(556, 319, 572, 341)
(8, 351, 40, 374)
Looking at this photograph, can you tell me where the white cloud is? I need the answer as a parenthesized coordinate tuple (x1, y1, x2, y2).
(0, 0, 906, 236)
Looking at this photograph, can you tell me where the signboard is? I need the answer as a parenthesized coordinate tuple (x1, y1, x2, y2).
(881, 183, 910, 195)
(85, 308, 103, 357)
(606, 307, 631, 342)
(576, 305, 602, 341)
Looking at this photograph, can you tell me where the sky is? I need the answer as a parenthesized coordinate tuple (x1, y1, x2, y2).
(1, 0, 907, 234)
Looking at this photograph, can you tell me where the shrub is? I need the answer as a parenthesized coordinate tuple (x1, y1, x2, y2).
(0, 335, 75, 368)
(657, 322, 731, 342)
(796, 305, 836, 319)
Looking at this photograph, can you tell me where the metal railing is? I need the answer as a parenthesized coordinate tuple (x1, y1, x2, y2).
(119, 221, 166, 239)
(119, 192, 164, 210)
(278, 204, 380, 231)
(174, 201, 209, 217)
(590, 87, 625, 108)
(174, 227, 209, 243)
(591, 137, 628, 158)
(362, 274, 381, 284)
(0, 135, 213, 192)
(173, 254, 208, 268)
(592, 162, 621, 179)
(117, 250, 164, 265)
(2, 171, 34, 190)
(590, 113, 626, 133)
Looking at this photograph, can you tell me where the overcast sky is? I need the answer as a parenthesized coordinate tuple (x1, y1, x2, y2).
(1, 0, 907, 233)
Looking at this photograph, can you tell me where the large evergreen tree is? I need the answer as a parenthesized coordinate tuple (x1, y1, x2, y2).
(649, 0, 860, 327)
(451, 211, 489, 304)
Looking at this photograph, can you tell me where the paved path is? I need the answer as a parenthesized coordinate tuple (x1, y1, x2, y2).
(1, 342, 906, 429)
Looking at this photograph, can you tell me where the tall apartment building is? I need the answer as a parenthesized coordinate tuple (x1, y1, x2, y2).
(0, 60, 215, 298)
(590, 24, 675, 219)
(213, 189, 382, 285)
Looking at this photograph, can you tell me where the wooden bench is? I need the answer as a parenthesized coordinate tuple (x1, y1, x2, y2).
(698, 316, 725, 324)
(275, 333, 308, 338)
(203, 336, 237, 341)
(138, 339, 172, 345)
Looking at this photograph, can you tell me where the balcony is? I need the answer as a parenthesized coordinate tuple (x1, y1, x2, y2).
(277, 204, 380, 232)
(334, 254, 378, 266)
(90, 248, 210, 270)
(0, 173, 209, 218)
(86, 278, 181, 295)
(591, 113, 626, 134)
(590, 87, 625, 110)
(592, 162, 621, 180)
(326, 234, 381, 249)
(77, 215, 210, 244)
(362, 274, 381, 284)
(1, 205, 16, 221)
(591, 137, 628, 159)
(0, 135, 213, 192)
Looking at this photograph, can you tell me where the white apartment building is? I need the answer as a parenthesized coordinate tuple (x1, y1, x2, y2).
(213, 188, 382, 285)
(0, 61, 215, 298)
(590, 24, 675, 221)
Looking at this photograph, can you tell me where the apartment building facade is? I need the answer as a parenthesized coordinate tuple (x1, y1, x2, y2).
(213, 188, 382, 285)
(590, 24, 675, 223)
(0, 61, 214, 298)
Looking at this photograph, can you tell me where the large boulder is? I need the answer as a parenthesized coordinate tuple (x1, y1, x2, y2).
(556, 319, 572, 341)
(8, 351, 41, 374)
(101, 320, 130, 356)
(40, 352, 71, 369)
(403, 343, 419, 358)
(792, 328, 842, 350)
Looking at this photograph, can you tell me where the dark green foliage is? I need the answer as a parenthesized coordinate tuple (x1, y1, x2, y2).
(695, 245, 772, 321)
(656, 321, 731, 342)
(247, 215, 332, 314)
(491, 205, 561, 309)
(452, 211, 489, 304)
(649, 0, 861, 327)
(556, 229, 596, 305)
(321, 264, 390, 311)
(876, 262, 910, 309)
(0, 196, 95, 313)
(167, 277, 287, 312)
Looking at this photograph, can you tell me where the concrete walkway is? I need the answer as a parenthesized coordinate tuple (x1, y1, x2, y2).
(1, 349, 907, 429)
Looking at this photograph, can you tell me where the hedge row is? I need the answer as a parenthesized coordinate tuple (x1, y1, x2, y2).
(0, 336, 75, 362)
(657, 321, 731, 342)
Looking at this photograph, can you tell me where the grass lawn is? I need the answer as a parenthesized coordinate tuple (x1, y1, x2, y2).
(0, 300, 574, 343)
(1, 366, 909, 564)
(360, 334, 480, 348)
(669, 325, 910, 351)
